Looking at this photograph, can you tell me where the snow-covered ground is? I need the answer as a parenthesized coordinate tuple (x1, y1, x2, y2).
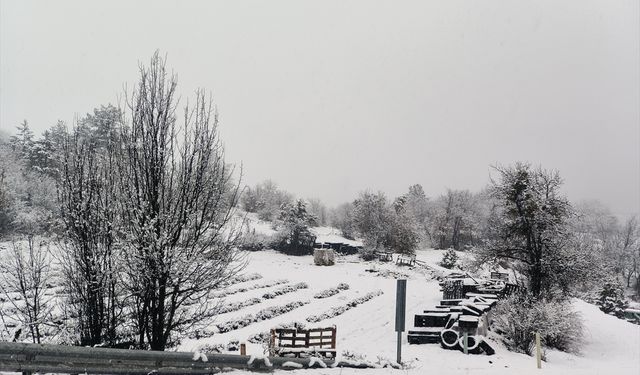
(179, 248, 640, 375)
(1, 228, 637, 375)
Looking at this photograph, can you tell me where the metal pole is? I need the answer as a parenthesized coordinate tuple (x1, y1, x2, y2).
(397, 331, 402, 364)
(535, 331, 542, 369)
(463, 332, 468, 355)
(395, 279, 406, 366)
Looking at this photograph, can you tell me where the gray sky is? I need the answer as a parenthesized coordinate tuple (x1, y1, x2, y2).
(1, 0, 638, 216)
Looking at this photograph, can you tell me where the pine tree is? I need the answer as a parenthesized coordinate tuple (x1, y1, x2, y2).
(275, 199, 317, 255)
(439, 248, 458, 269)
(9, 120, 34, 159)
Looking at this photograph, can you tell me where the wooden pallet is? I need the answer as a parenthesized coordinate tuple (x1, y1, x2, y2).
(270, 326, 336, 358)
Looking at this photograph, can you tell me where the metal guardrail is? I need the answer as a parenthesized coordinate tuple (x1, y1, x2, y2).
(0, 342, 373, 374)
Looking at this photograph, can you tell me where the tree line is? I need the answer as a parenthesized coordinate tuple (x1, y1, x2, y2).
(240, 169, 639, 301)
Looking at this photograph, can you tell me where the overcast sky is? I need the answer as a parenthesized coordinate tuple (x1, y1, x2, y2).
(1, 0, 638, 217)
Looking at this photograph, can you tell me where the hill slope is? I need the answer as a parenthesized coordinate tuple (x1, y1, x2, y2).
(178, 248, 640, 375)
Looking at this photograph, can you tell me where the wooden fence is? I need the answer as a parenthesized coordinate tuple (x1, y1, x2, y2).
(0, 341, 372, 374)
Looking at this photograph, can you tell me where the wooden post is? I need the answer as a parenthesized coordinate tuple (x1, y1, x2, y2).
(535, 331, 542, 369)
(463, 332, 468, 355)
(330, 326, 337, 349)
(269, 329, 275, 356)
(240, 343, 246, 356)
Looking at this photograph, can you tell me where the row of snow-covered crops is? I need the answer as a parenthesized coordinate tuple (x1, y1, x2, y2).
(407, 292, 498, 355)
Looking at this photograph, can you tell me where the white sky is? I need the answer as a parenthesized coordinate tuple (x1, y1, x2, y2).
(1, 0, 638, 216)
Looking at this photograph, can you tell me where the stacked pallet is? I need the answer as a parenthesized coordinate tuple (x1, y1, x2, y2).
(407, 293, 498, 355)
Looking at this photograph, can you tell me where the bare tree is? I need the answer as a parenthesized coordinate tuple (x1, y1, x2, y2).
(432, 189, 482, 250)
(0, 237, 52, 343)
(617, 217, 639, 291)
(117, 52, 244, 350)
(58, 126, 122, 346)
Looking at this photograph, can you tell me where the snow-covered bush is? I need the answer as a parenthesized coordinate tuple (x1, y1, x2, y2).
(217, 298, 262, 314)
(217, 301, 309, 333)
(358, 242, 378, 261)
(491, 295, 584, 355)
(229, 273, 263, 284)
(239, 232, 275, 251)
(313, 283, 350, 299)
(439, 248, 458, 269)
(306, 290, 383, 322)
(597, 281, 629, 317)
(262, 282, 308, 299)
(314, 289, 337, 299)
(212, 279, 287, 298)
(226, 340, 240, 351)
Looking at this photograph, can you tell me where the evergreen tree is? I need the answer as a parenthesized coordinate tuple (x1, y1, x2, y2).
(9, 120, 34, 159)
(478, 163, 575, 299)
(439, 248, 459, 269)
(274, 199, 317, 255)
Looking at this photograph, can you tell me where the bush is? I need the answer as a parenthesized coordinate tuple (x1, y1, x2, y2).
(491, 295, 584, 355)
(358, 239, 379, 261)
(439, 248, 458, 269)
(239, 232, 274, 251)
(597, 281, 629, 317)
(313, 283, 350, 299)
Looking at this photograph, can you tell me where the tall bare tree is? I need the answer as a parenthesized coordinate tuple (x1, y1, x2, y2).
(118, 52, 244, 350)
(0, 237, 52, 343)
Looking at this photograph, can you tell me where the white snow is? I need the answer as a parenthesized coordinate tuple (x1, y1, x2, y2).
(178, 247, 640, 375)
(281, 361, 303, 368)
(310, 226, 363, 247)
(246, 354, 272, 367)
(307, 357, 327, 368)
(191, 351, 208, 362)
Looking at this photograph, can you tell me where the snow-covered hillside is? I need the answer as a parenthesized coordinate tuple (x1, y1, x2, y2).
(178, 248, 640, 375)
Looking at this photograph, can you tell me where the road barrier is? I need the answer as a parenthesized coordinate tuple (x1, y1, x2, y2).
(0, 342, 373, 374)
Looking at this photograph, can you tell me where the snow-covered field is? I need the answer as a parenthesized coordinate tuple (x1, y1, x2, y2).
(179, 248, 640, 375)
(1, 228, 637, 375)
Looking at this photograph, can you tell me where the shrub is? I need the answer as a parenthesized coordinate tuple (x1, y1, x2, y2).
(359, 238, 381, 261)
(491, 295, 584, 355)
(239, 232, 274, 251)
(314, 283, 350, 299)
(439, 248, 458, 269)
(597, 280, 628, 317)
